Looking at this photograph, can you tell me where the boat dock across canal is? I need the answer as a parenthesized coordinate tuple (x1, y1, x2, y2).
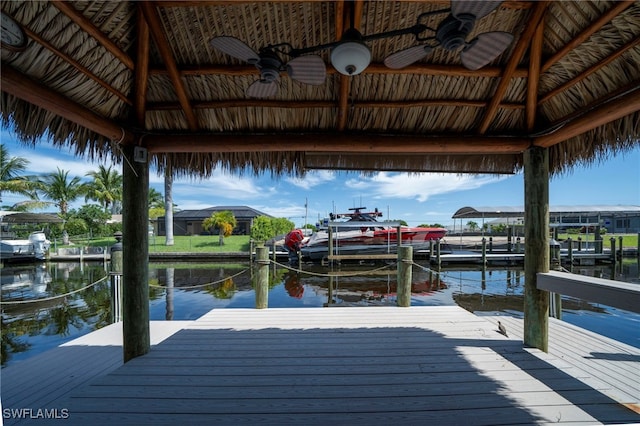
(3, 306, 639, 425)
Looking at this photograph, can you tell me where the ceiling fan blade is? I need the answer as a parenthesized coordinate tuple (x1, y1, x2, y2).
(460, 31, 513, 70)
(246, 79, 278, 98)
(286, 55, 326, 85)
(384, 45, 434, 69)
(451, 0, 503, 20)
(210, 36, 260, 63)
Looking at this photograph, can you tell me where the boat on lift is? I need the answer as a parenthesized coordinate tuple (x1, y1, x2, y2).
(284, 207, 447, 263)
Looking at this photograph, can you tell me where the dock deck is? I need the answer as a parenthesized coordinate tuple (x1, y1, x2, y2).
(2, 306, 639, 425)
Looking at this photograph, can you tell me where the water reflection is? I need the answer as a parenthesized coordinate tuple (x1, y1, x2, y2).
(2, 262, 111, 367)
(2, 259, 638, 367)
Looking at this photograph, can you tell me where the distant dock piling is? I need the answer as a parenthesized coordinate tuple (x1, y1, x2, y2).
(396, 246, 413, 307)
(255, 246, 269, 309)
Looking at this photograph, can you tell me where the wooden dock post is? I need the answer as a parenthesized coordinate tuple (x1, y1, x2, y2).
(567, 238, 573, 265)
(523, 146, 549, 352)
(122, 143, 150, 363)
(396, 246, 413, 307)
(110, 232, 123, 323)
(481, 237, 487, 267)
(610, 237, 617, 273)
(255, 246, 269, 309)
(436, 239, 441, 268)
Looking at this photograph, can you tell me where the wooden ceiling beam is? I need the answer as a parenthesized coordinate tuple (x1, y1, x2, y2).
(146, 98, 524, 111)
(156, 1, 532, 9)
(526, 16, 545, 131)
(539, 36, 640, 105)
(0, 65, 134, 144)
(150, 63, 528, 79)
(52, 1, 134, 70)
(534, 85, 640, 148)
(13, 16, 131, 106)
(134, 4, 150, 127)
(478, 1, 549, 134)
(541, 1, 634, 73)
(336, 0, 350, 131)
(145, 134, 530, 155)
(140, 1, 199, 131)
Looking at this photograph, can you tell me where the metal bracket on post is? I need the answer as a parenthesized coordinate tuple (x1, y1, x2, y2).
(134, 146, 148, 163)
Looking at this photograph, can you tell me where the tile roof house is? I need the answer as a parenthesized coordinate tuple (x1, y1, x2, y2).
(156, 206, 271, 236)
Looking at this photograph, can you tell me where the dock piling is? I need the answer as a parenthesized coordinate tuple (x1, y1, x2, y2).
(255, 246, 269, 308)
(396, 246, 413, 307)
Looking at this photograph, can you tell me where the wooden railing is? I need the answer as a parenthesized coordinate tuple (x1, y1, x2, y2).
(537, 271, 640, 313)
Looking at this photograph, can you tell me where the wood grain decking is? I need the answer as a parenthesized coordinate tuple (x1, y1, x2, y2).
(3, 306, 639, 425)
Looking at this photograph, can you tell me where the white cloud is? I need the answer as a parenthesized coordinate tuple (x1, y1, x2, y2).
(285, 170, 335, 190)
(345, 172, 507, 202)
(170, 171, 275, 209)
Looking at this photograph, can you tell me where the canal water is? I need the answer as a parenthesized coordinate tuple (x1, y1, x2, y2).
(2, 259, 639, 367)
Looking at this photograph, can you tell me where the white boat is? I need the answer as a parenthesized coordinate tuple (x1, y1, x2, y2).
(284, 207, 447, 262)
(0, 231, 51, 263)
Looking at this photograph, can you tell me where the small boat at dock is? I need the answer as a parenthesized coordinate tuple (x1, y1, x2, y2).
(0, 231, 51, 263)
(284, 207, 447, 263)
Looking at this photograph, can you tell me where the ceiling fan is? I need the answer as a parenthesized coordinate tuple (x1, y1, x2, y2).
(210, 0, 513, 97)
(209, 37, 326, 98)
(383, 0, 513, 71)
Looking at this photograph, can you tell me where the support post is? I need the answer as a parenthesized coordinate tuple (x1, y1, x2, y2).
(523, 146, 549, 352)
(122, 143, 150, 362)
(110, 232, 123, 323)
(610, 237, 617, 276)
(255, 246, 269, 309)
(396, 246, 413, 307)
(567, 238, 573, 265)
(481, 237, 487, 267)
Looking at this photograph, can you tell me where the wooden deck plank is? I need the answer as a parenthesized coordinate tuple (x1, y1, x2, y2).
(56, 306, 640, 425)
(481, 313, 640, 409)
(4, 307, 639, 425)
(1, 321, 189, 425)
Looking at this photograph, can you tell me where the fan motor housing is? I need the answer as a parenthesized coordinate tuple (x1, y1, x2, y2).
(257, 52, 282, 82)
(437, 14, 475, 51)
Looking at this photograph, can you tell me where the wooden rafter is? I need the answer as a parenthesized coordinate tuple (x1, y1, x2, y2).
(541, 1, 634, 73)
(149, 63, 529, 79)
(145, 133, 530, 154)
(478, 1, 549, 135)
(146, 98, 524, 111)
(12, 15, 131, 106)
(140, 2, 199, 131)
(539, 37, 640, 105)
(52, 1, 134, 70)
(534, 85, 640, 148)
(526, 17, 545, 131)
(133, 4, 150, 127)
(155, 1, 533, 9)
(336, 0, 349, 131)
(1, 65, 134, 144)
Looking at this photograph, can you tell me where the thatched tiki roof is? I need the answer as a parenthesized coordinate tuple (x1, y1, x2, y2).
(1, 1, 639, 177)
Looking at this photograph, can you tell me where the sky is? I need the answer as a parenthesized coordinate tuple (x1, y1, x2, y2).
(1, 125, 639, 229)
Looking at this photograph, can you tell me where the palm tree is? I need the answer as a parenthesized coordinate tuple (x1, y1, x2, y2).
(0, 143, 37, 206)
(36, 168, 87, 217)
(203, 210, 237, 246)
(148, 188, 164, 210)
(85, 165, 123, 214)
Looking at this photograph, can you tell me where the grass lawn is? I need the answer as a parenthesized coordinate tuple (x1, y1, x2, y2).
(63, 235, 252, 252)
(557, 233, 638, 248)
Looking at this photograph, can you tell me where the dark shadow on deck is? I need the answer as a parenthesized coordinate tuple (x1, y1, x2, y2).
(52, 326, 639, 425)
